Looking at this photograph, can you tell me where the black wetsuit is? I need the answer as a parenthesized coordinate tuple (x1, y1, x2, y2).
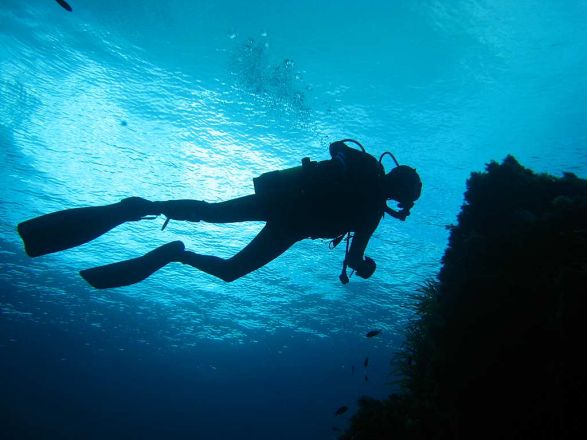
(172, 142, 386, 281)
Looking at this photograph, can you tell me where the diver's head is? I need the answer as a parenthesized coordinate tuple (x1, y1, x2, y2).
(383, 165, 422, 209)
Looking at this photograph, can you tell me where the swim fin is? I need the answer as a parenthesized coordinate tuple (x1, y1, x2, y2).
(17, 197, 156, 257)
(80, 241, 185, 289)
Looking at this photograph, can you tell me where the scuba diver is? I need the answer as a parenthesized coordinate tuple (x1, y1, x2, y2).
(17, 139, 422, 289)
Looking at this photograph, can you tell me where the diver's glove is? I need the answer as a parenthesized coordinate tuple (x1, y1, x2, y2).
(355, 256, 376, 279)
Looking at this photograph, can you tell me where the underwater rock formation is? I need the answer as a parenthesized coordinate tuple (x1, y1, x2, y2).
(343, 156, 586, 439)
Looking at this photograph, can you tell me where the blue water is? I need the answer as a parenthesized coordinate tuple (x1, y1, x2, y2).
(1, 1, 586, 438)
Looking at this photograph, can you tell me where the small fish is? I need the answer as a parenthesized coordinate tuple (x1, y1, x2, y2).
(366, 329, 382, 338)
(364, 375, 369, 382)
(56, 0, 73, 12)
(364, 356, 369, 368)
(351, 365, 355, 375)
(334, 405, 348, 416)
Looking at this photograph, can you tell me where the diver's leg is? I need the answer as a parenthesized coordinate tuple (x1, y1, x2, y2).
(80, 222, 298, 288)
(178, 223, 298, 282)
(18, 197, 157, 257)
(154, 195, 269, 223)
(80, 241, 186, 289)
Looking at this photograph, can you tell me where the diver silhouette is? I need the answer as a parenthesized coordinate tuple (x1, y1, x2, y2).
(17, 140, 422, 288)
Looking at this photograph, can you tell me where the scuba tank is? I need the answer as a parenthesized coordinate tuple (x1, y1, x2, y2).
(253, 139, 369, 196)
(253, 156, 347, 197)
(253, 157, 317, 195)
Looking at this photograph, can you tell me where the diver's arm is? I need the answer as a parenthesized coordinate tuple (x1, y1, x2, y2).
(153, 200, 204, 222)
(346, 217, 379, 279)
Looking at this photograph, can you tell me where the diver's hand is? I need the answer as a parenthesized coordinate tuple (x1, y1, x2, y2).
(356, 257, 376, 279)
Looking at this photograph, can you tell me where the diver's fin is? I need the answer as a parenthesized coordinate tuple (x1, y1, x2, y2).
(17, 197, 155, 257)
(80, 241, 185, 289)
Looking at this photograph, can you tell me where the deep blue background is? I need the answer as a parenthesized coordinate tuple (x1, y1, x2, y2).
(1, 1, 586, 438)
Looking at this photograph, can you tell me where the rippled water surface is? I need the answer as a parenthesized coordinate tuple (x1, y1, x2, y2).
(1, 1, 586, 438)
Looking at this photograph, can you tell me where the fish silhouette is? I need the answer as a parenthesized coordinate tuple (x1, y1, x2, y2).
(334, 405, 348, 416)
(364, 356, 369, 368)
(365, 329, 382, 338)
(56, 0, 73, 12)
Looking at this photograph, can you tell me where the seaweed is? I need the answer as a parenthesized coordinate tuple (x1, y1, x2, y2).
(343, 156, 587, 439)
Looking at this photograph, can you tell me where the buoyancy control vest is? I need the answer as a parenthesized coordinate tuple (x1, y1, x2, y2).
(253, 139, 420, 284)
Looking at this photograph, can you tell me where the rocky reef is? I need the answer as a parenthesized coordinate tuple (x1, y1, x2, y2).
(343, 156, 586, 439)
